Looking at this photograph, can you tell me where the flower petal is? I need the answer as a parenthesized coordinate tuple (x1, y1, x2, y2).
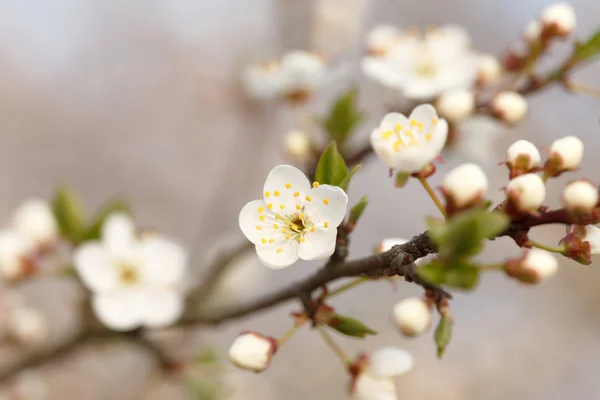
(354, 374, 397, 400)
(73, 242, 119, 293)
(102, 213, 136, 256)
(0, 230, 34, 279)
(140, 289, 184, 328)
(304, 184, 348, 228)
(255, 239, 299, 270)
(140, 236, 188, 286)
(298, 229, 337, 261)
(430, 118, 449, 156)
(92, 290, 144, 331)
(239, 199, 284, 245)
(584, 225, 600, 254)
(263, 165, 311, 213)
(408, 104, 438, 136)
(361, 58, 405, 88)
(367, 347, 414, 378)
(11, 199, 58, 245)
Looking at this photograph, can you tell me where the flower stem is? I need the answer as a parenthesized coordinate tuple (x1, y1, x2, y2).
(565, 81, 600, 99)
(278, 323, 303, 346)
(317, 327, 349, 366)
(326, 277, 370, 298)
(530, 240, 565, 254)
(417, 176, 448, 219)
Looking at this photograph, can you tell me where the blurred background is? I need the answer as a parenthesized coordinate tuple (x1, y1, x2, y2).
(0, 0, 599, 399)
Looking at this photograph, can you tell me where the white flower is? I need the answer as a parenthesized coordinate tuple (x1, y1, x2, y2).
(241, 61, 281, 100)
(11, 199, 58, 246)
(366, 25, 403, 56)
(284, 129, 312, 159)
(491, 91, 528, 124)
(506, 140, 541, 174)
(392, 298, 431, 337)
(0, 231, 34, 280)
(370, 104, 448, 173)
(7, 306, 47, 346)
(442, 163, 488, 208)
(477, 54, 502, 85)
(524, 20, 542, 42)
(583, 225, 600, 254)
(435, 89, 475, 122)
(541, 2, 576, 37)
(362, 25, 481, 100)
(505, 173, 546, 212)
(73, 213, 188, 331)
(352, 347, 414, 400)
(549, 136, 584, 170)
(562, 180, 598, 211)
(520, 249, 558, 283)
(239, 165, 348, 269)
(229, 332, 277, 373)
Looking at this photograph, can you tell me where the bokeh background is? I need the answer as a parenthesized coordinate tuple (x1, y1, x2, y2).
(0, 0, 599, 399)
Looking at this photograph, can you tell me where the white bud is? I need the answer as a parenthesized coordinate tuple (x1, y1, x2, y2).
(392, 298, 431, 337)
(492, 91, 528, 124)
(0, 231, 33, 280)
(521, 249, 558, 283)
(506, 173, 546, 212)
(549, 136, 584, 170)
(541, 2, 576, 37)
(442, 163, 488, 208)
(283, 129, 311, 159)
(8, 307, 47, 346)
(506, 140, 541, 170)
(11, 199, 58, 246)
(366, 25, 402, 55)
(524, 20, 542, 42)
(436, 89, 475, 122)
(562, 180, 598, 211)
(477, 55, 502, 84)
(229, 332, 277, 372)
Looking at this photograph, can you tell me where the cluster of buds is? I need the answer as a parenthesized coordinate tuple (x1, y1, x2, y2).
(228, 332, 278, 373)
(440, 163, 488, 216)
(504, 249, 559, 284)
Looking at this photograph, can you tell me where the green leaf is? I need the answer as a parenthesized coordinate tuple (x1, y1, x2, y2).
(417, 261, 446, 285)
(80, 199, 130, 242)
(321, 87, 364, 145)
(195, 347, 220, 365)
(478, 211, 510, 239)
(394, 171, 410, 188)
(315, 141, 348, 187)
(445, 262, 480, 290)
(434, 315, 453, 358)
(329, 314, 377, 338)
(574, 29, 600, 62)
(52, 185, 86, 244)
(349, 196, 368, 227)
(338, 164, 361, 191)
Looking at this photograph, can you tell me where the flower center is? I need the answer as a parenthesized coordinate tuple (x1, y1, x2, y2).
(118, 263, 140, 286)
(276, 211, 315, 243)
(380, 118, 438, 152)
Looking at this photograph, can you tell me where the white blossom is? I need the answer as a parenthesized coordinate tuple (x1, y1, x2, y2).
(366, 25, 403, 56)
(11, 199, 58, 246)
(352, 347, 414, 400)
(370, 104, 448, 173)
(7, 306, 47, 346)
(506, 140, 541, 172)
(0, 231, 34, 280)
(541, 2, 576, 37)
(392, 298, 431, 337)
(284, 129, 312, 159)
(239, 165, 348, 269)
(562, 180, 598, 211)
(582, 226, 600, 254)
(73, 213, 188, 331)
(229, 332, 277, 373)
(549, 136, 584, 171)
(477, 54, 502, 85)
(442, 163, 488, 208)
(436, 89, 475, 122)
(491, 91, 528, 124)
(521, 249, 558, 283)
(362, 25, 481, 100)
(524, 20, 542, 42)
(505, 173, 546, 212)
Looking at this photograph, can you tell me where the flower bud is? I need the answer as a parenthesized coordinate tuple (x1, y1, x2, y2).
(545, 136, 583, 177)
(284, 129, 312, 159)
(229, 332, 277, 372)
(505, 249, 558, 284)
(392, 298, 431, 337)
(491, 91, 528, 124)
(366, 25, 402, 56)
(477, 55, 502, 85)
(8, 307, 47, 346)
(541, 2, 576, 38)
(562, 180, 598, 212)
(11, 199, 58, 246)
(436, 89, 475, 122)
(562, 225, 594, 264)
(506, 139, 541, 178)
(505, 173, 546, 212)
(524, 20, 542, 43)
(441, 163, 488, 211)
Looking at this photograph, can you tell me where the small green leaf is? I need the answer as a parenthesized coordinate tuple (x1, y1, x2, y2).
(349, 196, 368, 226)
(195, 347, 220, 364)
(321, 87, 364, 145)
(417, 261, 446, 285)
(329, 314, 377, 338)
(445, 263, 480, 290)
(479, 211, 510, 239)
(434, 315, 453, 358)
(52, 185, 86, 244)
(574, 29, 600, 62)
(395, 171, 410, 188)
(338, 164, 361, 191)
(315, 141, 348, 187)
(81, 199, 130, 242)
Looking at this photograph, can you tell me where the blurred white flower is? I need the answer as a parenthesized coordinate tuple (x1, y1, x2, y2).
(562, 180, 598, 212)
(362, 25, 482, 100)
(541, 2, 576, 37)
(505, 173, 546, 212)
(491, 91, 528, 124)
(0, 231, 35, 280)
(242, 51, 338, 102)
(73, 213, 188, 331)
(11, 199, 58, 246)
(239, 165, 348, 269)
(477, 54, 502, 85)
(284, 129, 312, 160)
(441, 163, 488, 208)
(436, 89, 475, 122)
(370, 104, 448, 173)
(366, 25, 404, 56)
(392, 298, 431, 337)
(524, 20, 542, 43)
(351, 347, 414, 400)
(229, 332, 277, 373)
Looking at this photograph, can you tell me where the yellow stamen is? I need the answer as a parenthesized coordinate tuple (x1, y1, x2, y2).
(310, 226, 316, 232)
(404, 131, 418, 146)
(268, 238, 275, 243)
(274, 190, 280, 197)
(324, 222, 329, 228)
(299, 238, 305, 243)
(296, 204, 302, 210)
(425, 133, 432, 142)
(276, 248, 283, 253)
(294, 192, 300, 197)
(273, 224, 279, 229)
(258, 207, 264, 213)
(393, 138, 404, 152)
(298, 213, 305, 220)
(267, 203, 273, 210)
(285, 234, 292, 240)
(432, 118, 438, 125)
(291, 224, 298, 231)
(256, 225, 262, 230)
(282, 228, 287, 233)
(261, 238, 267, 244)
(394, 124, 403, 132)
(323, 198, 329, 205)
(313, 182, 319, 188)
(306, 196, 312, 202)
(279, 204, 285, 210)
(264, 191, 270, 198)
(382, 130, 393, 140)
(285, 183, 292, 189)
(259, 215, 265, 221)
